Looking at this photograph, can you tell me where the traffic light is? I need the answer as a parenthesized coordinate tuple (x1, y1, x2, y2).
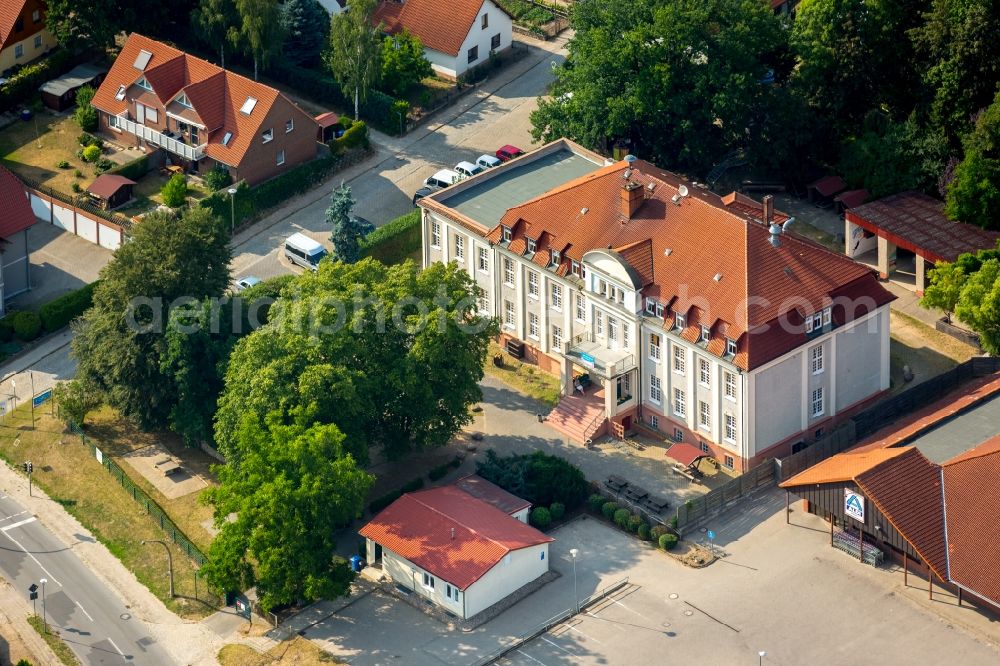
(23, 461, 32, 474)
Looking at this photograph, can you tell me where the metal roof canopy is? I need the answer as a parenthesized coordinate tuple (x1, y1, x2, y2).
(906, 391, 1000, 464)
(38, 63, 106, 97)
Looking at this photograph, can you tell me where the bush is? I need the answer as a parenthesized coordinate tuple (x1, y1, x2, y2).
(39, 281, 98, 332)
(658, 533, 679, 551)
(638, 523, 651, 541)
(82, 145, 101, 162)
(52, 379, 100, 426)
(627, 514, 643, 533)
(56, 160, 70, 169)
(71, 182, 81, 193)
(78, 133, 103, 148)
(670, 516, 679, 529)
(74, 169, 83, 178)
(650, 525, 669, 541)
(428, 461, 451, 481)
(368, 490, 402, 515)
(359, 209, 421, 265)
(601, 501, 619, 520)
(613, 508, 631, 529)
(10, 311, 41, 341)
(106, 154, 149, 181)
(161, 173, 187, 207)
(203, 165, 234, 192)
(94, 157, 113, 173)
(331, 121, 370, 154)
(549, 502, 565, 521)
(530, 506, 552, 529)
(0, 317, 12, 342)
(401, 477, 425, 493)
(588, 493, 607, 514)
(476, 449, 589, 510)
(74, 85, 98, 131)
(0, 49, 72, 113)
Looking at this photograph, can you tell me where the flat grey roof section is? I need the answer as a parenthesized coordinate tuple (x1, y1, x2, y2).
(907, 392, 1000, 463)
(39, 63, 106, 96)
(439, 150, 602, 227)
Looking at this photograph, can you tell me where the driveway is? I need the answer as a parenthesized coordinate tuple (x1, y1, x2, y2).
(9, 222, 112, 311)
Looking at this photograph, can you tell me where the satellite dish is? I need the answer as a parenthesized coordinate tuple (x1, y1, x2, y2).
(624, 154, 638, 165)
(678, 185, 689, 197)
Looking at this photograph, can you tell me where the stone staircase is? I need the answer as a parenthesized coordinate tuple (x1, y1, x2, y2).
(545, 390, 606, 443)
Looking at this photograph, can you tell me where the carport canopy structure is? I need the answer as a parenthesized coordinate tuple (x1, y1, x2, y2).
(666, 442, 706, 469)
(844, 191, 1000, 294)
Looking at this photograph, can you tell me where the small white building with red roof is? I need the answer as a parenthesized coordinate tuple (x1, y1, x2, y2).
(360, 479, 552, 619)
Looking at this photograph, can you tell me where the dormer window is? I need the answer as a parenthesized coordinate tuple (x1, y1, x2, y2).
(571, 260, 581, 277)
(645, 297, 656, 315)
(726, 338, 737, 356)
(675, 312, 686, 330)
(805, 307, 832, 334)
(550, 249, 560, 266)
(261, 128, 273, 143)
(136, 76, 152, 91)
(501, 225, 511, 243)
(700, 325, 710, 342)
(176, 93, 192, 108)
(655, 303, 664, 317)
(526, 237, 536, 254)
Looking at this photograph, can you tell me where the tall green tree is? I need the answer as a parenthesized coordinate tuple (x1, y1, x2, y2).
(281, 0, 331, 67)
(380, 29, 432, 97)
(921, 261, 968, 320)
(945, 90, 1000, 229)
(328, 0, 383, 119)
(214, 259, 496, 463)
(531, 0, 787, 174)
(202, 415, 373, 611)
(327, 184, 362, 263)
(954, 258, 1000, 354)
(192, 0, 240, 68)
(45, 0, 118, 52)
(71, 208, 230, 430)
(235, 0, 285, 80)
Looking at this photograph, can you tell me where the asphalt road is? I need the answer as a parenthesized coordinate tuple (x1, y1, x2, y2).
(0, 492, 173, 664)
(229, 36, 568, 282)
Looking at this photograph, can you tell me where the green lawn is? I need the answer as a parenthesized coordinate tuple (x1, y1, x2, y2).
(483, 340, 562, 407)
(0, 114, 92, 194)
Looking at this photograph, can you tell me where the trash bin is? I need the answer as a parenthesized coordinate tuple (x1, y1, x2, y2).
(20, 108, 32, 122)
(349, 555, 364, 573)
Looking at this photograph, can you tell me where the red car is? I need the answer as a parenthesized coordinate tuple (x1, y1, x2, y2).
(496, 145, 525, 162)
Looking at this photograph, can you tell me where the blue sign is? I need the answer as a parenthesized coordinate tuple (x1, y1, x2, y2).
(580, 352, 596, 369)
(706, 530, 716, 540)
(32, 390, 52, 408)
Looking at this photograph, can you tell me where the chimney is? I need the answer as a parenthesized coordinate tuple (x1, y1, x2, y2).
(621, 181, 643, 219)
(762, 195, 773, 225)
(450, 527, 455, 540)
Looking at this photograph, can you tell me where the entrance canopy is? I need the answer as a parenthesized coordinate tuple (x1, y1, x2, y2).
(666, 442, 705, 468)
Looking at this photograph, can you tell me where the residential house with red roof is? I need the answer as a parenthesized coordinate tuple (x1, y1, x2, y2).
(419, 139, 895, 472)
(91, 34, 319, 186)
(374, 0, 512, 80)
(0, 0, 55, 75)
(360, 480, 552, 619)
(0, 165, 35, 313)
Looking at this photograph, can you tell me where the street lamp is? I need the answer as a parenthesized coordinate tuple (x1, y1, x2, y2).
(569, 548, 579, 614)
(39, 578, 47, 633)
(227, 187, 238, 234)
(142, 539, 174, 597)
(758, 651, 767, 666)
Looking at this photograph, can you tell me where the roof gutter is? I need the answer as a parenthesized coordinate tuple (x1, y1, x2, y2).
(940, 466, 951, 581)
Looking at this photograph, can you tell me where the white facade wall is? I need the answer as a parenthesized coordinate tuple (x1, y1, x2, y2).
(427, 0, 512, 79)
(27, 191, 123, 250)
(511, 507, 530, 523)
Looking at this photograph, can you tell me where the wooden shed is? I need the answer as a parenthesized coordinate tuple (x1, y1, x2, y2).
(38, 63, 106, 111)
(86, 174, 136, 210)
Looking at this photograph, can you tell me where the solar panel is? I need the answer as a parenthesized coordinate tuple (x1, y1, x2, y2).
(134, 49, 153, 71)
(240, 97, 257, 115)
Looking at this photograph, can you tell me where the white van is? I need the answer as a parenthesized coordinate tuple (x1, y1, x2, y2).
(284, 232, 328, 271)
(423, 169, 460, 190)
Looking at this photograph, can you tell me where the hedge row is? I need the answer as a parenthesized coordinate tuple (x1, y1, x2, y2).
(427, 455, 463, 481)
(359, 210, 421, 265)
(369, 476, 425, 515)
(39, 281, 99, 332)
(106, 155, 150, 181)
(0, 49, 73, 112)
(591, 495, 679, 548)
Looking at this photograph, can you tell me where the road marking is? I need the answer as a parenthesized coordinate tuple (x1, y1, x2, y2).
(1, 516, 36, 531)
(0, 510, 28, 523)
(74, 599, 94, 622)
(566, 623, 603, 644)
(0, 529, 61, 587)
(516, 649, 547, 666)
(539, 636, 575, 656)
(108, 637, 125, 660)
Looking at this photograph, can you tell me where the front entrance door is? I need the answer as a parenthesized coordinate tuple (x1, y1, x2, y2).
(136, 103, 145, 124)
(616, 371, 631, 402)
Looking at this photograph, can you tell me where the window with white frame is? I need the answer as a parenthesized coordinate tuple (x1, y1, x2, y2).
(656, 303, 665, 318)
(608, 316, 618, 342)
(675, 312, 686, 330)
(673, 346, 686, 374)
(478, 247, 488, 272)
(726, 338, 737, 356)
(176, 92, 192, 108)
(552, 325, 563, 349)
(34, 34, 41, 48)
(422, 573, 435, 589)
(528, 270, 539, 298)
(576, 294, 586, 322)
(276, 149, 285, 166)
(698, 401, 710, 430)
(674, 388, 686, 417)
(699, 358, 710, 387)
(504, 300, 515, 328)
(725, 413, 736, 442)
(286, 118, 294, 133)
(571, 260, 581, 277)
(502, 226, 512, 242)
(262, 128, 273, 143)
(136, 76, 152, 90)
(528, 312, 539, 339)
(550, 249, 560, 266)
(700, 325, 710, 342)
(431, 221, 441, 247)
(649, 374, 662, 403)
(596, 310, 604, 335)
(645, 297, 656, 315)
(811, 345, 824, 374)
(649, 414, 659, 430)
(700, 441, 710, 454)
(649, 333, 661, 360)
(674, 427, 684, 442)
(551, 283, 562, 309)
(503, 257, 514, 286)
(724, 455, 734, 469)
(446, 584, 460, 602)
(597, 279, 607, 297)
(454, 235, 464, 261)
(823, 307, 831, 326)
(526, 237, 536, 254)
(805, 307, 831, 333)
(811, 387, 825, 417)
(623, 322, 630, 346)
(724, 371, 737, 400)
(477, 295, 489, 313)
(482, 12, 488, 28)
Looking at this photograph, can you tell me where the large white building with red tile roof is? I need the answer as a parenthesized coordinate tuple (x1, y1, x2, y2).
(374, 0, 512, 79)
(418, 139, 895, 472)
(360, 481, 552, 619)
(91, 34, 320, 186)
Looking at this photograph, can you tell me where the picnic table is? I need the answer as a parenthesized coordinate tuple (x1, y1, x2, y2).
(605, 475, 627, 492)
(623, 485, 648, 502)
(643, 495, 669, 513)
(154, 456, 182, 476)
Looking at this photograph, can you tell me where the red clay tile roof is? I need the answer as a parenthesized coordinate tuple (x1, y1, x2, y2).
(666, 442, 707, 468)
(315, 112, 340, 128)
(779, 447, 910, 487)
(834, 189, 869, 209)
(374, 0, 509, 57)
(359, 486, 552, 590)
(943, 439, 1000, 607)
(0, 166, 35, 239)
(0, 0, 26, 49)
(453, 475, 530, 514)
(484, 157, 893, 370)
(92, 34, 313, 169)
(846, 191, 1000, 263)
(855, 447, 948, 581)
(809, 175, 847, 198)
(86, 174, 136, 200)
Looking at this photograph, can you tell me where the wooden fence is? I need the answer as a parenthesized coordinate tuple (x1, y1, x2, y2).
(674, 460, 776, 533)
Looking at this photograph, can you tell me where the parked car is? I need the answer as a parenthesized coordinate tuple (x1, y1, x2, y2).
(476, 154, 502, 170)
(496, 145, 524, 162)
(423, 169, 460, 190)
(412, 187, 434, 205)
(455, 161, 484, 179)
(233, 275, 261, 293)
(353, 216, 375, 237)
(284, 232, 328, 271)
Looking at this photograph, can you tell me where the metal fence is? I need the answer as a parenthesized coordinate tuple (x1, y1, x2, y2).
(70, 424, 207, 566)
(673, 460, 776, 534)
